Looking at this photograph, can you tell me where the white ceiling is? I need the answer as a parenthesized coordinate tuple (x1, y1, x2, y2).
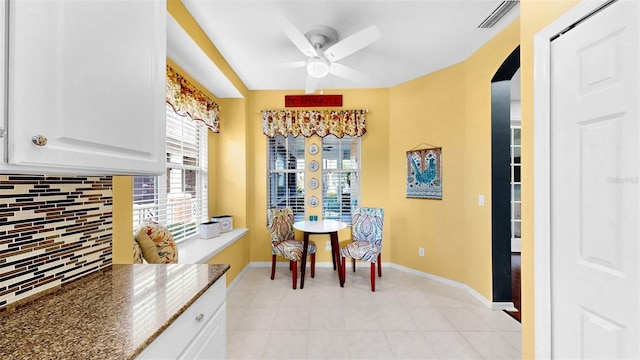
(172, 0, 520, 98)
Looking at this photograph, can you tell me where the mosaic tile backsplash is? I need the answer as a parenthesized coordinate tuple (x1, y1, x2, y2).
(0, 175, 113, 310)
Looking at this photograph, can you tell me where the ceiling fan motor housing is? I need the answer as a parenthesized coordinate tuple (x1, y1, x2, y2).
(305, 25, 338, 50)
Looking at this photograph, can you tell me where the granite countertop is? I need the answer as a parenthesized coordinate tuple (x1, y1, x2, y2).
(0, 264, 230, 360)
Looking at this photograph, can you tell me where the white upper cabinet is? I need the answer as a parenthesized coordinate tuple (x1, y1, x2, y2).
(2, 0, 166, 175)
(0, 0, 6, 162)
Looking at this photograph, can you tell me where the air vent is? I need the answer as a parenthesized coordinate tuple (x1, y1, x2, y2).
(478, 1, 519, 28)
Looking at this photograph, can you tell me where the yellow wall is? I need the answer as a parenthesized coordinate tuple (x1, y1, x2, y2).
(112, 176, 134, 264)
(389, 63, 468, 281)
(205, 234, 250, 287)
(519, 1, 580, 358)
(388, 19, 519, 299)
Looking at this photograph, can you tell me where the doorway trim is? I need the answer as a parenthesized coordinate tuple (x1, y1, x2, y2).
(533, 0, 613, 358)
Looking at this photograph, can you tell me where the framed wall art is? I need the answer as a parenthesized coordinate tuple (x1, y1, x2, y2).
(406, 147, 442, 199)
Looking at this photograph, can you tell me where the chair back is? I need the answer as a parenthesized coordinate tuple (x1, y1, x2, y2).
(267, 207, 295, 246)
(351, 207, 384, 247)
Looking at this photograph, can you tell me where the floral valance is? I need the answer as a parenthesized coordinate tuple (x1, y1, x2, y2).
(166, 66, 220, 133)
(262, 109, 367, 138)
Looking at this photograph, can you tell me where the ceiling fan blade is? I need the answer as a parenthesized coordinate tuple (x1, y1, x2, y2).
(305, 75, 320, 94)
(323, 26, 381, 62)
(275, 14, 318, 58)
(329, 63, 369, 84)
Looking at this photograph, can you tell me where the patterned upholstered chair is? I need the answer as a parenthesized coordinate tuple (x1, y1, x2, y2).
(339, 207, 384, 291)
(268, 207, 317, 289)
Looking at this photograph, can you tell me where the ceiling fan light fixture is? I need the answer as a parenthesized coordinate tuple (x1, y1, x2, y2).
(306, 58, 330, 78)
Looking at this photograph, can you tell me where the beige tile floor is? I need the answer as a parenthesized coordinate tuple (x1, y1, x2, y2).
(226, 265, 521, 359)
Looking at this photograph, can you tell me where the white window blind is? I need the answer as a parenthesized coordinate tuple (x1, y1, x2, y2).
(266, 135, 361, 224)
(267, 134, 305, 221)
(133, 104, 208, 242)
(322, 136, 360, 224)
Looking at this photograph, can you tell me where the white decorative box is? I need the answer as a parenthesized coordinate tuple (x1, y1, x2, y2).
(211, 215, 233, 233)
(199, 221, 220, 239)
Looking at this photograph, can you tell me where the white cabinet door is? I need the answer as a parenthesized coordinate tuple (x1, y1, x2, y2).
(5, 0, 166, 175)
(0, 0, 6, 162)
(179, 303, 226, 359)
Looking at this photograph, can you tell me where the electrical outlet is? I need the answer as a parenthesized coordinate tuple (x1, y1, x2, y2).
(418, 247, 425, 257)
(325, 240, 331, 251)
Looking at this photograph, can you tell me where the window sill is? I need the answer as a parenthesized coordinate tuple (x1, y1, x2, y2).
(178, 228, 248, 264)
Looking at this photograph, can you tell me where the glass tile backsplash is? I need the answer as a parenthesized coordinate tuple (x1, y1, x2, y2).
(0, 175, 113, 310)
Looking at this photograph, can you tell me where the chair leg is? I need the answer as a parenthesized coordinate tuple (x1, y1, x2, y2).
(292, 260, 297, 289)
(370, 262, 376, 292)
(352, 258, 356, 272)
(311, 253, 316, 278)
(341, 257, 346, 285)
(378, 253, 382, 277)
(271, 255, 276, 280)
(289, 260, 292, 271)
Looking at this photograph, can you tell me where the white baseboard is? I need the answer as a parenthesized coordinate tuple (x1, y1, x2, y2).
(390, 263, 514, 310)
(239, 261, 511, 311)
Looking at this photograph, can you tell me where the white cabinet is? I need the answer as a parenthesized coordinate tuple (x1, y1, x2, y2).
(137, 274, 227, 360)
(1, 0, 166, 175)
(0, 1, 5, 158)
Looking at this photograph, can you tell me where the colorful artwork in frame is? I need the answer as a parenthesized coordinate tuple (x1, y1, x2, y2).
(406, 147, 442, 199)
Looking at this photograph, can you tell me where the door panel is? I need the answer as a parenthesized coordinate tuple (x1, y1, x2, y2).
(550, 0, 639, 358)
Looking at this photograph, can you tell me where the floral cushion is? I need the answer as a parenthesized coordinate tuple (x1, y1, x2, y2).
(267, 207, 295, 244)
(133, 241, 144, 264)
(341, 207, 384, 262)
(268, 207, 317, 261)
(351, 207, 384, 246)
(273, 240, 317, 261)
(135, 221, 179, 264)
(340, 241, 381, 262)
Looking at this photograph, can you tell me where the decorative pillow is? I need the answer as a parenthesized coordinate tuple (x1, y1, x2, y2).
(135, 221, 179, 264)
(133, 241, 144, 264)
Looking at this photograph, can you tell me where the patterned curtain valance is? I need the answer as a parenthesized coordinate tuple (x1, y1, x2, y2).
(166, 65, 220, 133)
(262, 109, 367, 138)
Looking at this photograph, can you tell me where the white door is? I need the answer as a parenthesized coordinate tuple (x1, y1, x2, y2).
(550, 0, 639, 358)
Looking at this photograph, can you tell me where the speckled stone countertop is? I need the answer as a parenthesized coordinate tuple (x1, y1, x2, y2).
(0, 264, 230, 360)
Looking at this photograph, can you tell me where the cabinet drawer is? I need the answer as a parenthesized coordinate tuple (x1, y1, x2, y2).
(137, 274, 226, 359)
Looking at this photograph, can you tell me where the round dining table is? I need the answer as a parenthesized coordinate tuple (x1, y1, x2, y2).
(293, 219, 348, 289)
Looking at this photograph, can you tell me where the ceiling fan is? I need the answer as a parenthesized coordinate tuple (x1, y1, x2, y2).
(275, 15, 381, 94)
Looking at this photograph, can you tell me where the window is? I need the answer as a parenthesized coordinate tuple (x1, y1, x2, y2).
(266, 134, 361, 224)
(267, 134, 306, 221)
(322, 136, 360, 223)
(133, 104, 208, 242)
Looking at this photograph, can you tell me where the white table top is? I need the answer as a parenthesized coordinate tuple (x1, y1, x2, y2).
(293, 219, 348, 233)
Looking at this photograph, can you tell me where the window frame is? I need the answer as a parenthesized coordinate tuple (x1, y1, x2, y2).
(266, 134, 361, 225)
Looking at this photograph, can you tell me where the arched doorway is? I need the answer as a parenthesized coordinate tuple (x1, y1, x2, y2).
(491, 45, 520, 316)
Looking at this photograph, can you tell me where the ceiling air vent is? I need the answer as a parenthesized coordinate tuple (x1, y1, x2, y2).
(478, 0, 519, 28)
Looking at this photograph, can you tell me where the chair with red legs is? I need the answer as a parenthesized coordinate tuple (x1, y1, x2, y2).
(339, 207, 384, 291)
(268, 207, 317, 289)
